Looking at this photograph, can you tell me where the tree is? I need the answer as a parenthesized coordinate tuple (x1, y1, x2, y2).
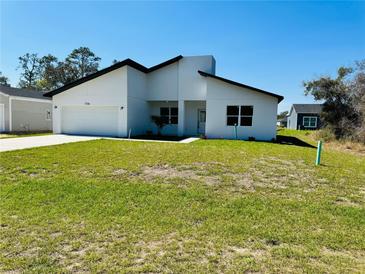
(350, 60, 365, 141)
(36, 54, 60, 90)
(151, 115, 168, 136)
(20, 47, 102, 91)
(304, 61, 364, 141)
(17, 53, 42, 89)
(277, 111, 288, 120)
(64, 47, 101, 80)
(112, 59, 119, 65)
(0, 72, 10, 86)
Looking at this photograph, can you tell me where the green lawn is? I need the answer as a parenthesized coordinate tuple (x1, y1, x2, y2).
(0, 132, 364, 272)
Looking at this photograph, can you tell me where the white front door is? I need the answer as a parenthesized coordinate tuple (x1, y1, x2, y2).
(197, 109, 206, 134)
(0, 104, 4, 132)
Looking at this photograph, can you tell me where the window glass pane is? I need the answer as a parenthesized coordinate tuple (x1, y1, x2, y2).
(170, 107, 178, 116)
(160, 107, 169, 116)
(227, 116, 239, 126)
(227, 106, 239, 115)
(170, 116, 178, 124)
(303, 117, 309, 126)
(161, 116, 169, 124)
(241, 116, 253, 126)
(241, 106, 253, 116)
(310, 117, 316, 127)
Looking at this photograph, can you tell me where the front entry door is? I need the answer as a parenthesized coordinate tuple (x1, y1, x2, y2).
(198, 109, 206, 134)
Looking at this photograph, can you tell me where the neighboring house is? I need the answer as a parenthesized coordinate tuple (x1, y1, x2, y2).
(0, 85, 52, 132)
(287, 104, 323, 130)
(44, 55, 284, 140)
(277, 116, 287, 127)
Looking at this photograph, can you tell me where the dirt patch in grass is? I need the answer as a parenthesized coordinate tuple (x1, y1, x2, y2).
(334, 197, 361, 208)
(138, 157, 322, 193)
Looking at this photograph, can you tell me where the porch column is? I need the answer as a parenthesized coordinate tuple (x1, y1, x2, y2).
(178, 100, 185, 136)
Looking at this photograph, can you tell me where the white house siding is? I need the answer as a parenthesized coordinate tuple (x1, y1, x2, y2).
(0, 93, 10, 132)
(147, 63, 178, 101)
(178, 56, 215, 101)
(205, 78, 278, 140)
(52, 67, 128, 137)
(287, 107, 297, 129)
(11, 99, 52, 131)
(126, 66, 149, 136)
(184, 101, 206, 136)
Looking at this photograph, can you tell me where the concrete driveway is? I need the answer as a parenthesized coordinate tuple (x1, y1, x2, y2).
(0, 134, 100, 152)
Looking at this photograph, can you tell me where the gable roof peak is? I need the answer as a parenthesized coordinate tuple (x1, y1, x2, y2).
(44, 55, 184, 97)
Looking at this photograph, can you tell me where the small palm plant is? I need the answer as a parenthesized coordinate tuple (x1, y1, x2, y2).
(151, 115, 168, 136)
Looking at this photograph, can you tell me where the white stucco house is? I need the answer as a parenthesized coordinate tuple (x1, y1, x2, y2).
(44, 55, 283, 140)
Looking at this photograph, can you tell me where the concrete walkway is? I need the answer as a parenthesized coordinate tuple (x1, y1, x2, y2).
(0, 135, 100, 152)
(0, 135, 200, 152)
(105, 136, 200, 144)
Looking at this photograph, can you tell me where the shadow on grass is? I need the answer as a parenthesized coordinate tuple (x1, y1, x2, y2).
(275, 135, 316, 148)
(131, 135, 187, 141)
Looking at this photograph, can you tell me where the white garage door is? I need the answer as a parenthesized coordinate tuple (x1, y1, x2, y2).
(61, 106, 119, 137)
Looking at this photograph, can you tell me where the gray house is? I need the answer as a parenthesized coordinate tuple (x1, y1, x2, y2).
(0, 85, 52, 132)
(277, 116, 287, 127)
(287, 104, 323, 130)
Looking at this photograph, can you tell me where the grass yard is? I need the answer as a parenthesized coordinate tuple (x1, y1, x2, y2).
(0, 131, 364, 272)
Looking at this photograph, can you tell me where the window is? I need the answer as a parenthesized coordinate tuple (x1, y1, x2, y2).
(46, 109, 52, 120)
(226, 105, 253, 126)
(240, 106, 253, 126)
(226, 106, 239, 126)
(303, 116, 317, 128)
(160, 107, 178, 124)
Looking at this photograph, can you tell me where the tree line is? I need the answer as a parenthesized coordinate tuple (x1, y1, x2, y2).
(304, 60, 365, 143)
(0, 47, 102, 91)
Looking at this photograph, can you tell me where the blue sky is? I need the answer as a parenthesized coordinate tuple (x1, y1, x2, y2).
(1, 1, 364, 112)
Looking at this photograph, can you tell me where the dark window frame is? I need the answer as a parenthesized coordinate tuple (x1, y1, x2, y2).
(303, 116, 317, 128)
(160, 107, 178, 125)
(226, 105, 254, 127)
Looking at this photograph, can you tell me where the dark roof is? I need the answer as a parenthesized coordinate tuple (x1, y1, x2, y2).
(0, 85, 51, 100)
(292, 104, 323, 114)
(198, 70, 284, 102)
(148, 55, 183, 72)
(44, 55, 183, 97)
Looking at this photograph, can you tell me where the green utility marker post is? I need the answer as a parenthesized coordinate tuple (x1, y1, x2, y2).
(316, 140, 323, 166)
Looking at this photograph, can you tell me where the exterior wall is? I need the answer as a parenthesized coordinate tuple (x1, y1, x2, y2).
(149, 101, 178, 135)
(287, 107, 297, 129)
(0, 93, 10, 132)
(10, 98, 52, 132)
(147, 63, 179, 101)
(52, 67, 128, 137)
(178, 56, 215, 100)
(297, 113, 321, 130)
(146, 55, 215, 101)
(184, 101, 206, 136)
(126, 66, 149, 136)
(205, 78, 278, 141)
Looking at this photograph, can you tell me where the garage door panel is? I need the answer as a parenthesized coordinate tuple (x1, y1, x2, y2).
(62, 106, 118, 137)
